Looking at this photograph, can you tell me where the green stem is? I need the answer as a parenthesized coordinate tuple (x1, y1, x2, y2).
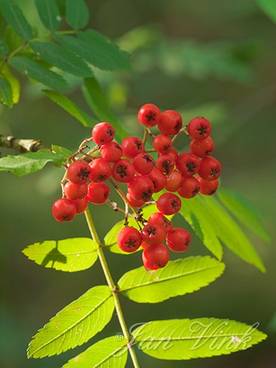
(84, 209, 141, 368)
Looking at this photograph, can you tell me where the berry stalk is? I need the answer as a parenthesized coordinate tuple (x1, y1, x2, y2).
(84, 208, 141, 368)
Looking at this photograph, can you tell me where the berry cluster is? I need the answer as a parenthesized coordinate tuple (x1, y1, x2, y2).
(52, 103, 222, 270)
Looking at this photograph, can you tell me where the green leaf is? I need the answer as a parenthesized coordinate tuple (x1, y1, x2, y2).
(31, 41, 93, 77)
(1, 65, 20, 104)
(22, 238, 98, 272)
(0, 76, 13, 106)
(27, 285, 114, 358)
(0, 0, 33, 41)
(133, 318, 267, 360)
(43, 90, 92, 127)
(119, 256, 225, 303)
(0, 39, 9, 56)
(63, 336, 128, 368)
(257, 0, 276, 22)
(10, 56, 68, 92)
(65, 0, 89, 30)
(217, 188, 270, 243)
(35, 0, 61, 31)
(83, 77, 128, 139)
(0, 150, 69, 176)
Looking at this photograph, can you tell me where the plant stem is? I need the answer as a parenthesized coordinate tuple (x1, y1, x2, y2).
(84, 209, 141, 368)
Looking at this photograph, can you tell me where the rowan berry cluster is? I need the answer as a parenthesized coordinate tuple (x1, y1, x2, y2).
(52, 103, 222, 270)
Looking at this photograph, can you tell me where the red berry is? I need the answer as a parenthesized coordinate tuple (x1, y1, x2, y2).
(89, 158, 112, 182)
(67, 160, 91, 184)
(64, 181, 87, 200)
(142, 223, 166, 245)
(148, 212, 172, 232)
(100, 142, 122, 162)
(122, 137, 144, 158)
(52, 199, 76, 222)
(118, 226, 142, 253)
(138, 103, 160, 127)
(153, 134, 172, 154)
(128, 176, 154, 201)
(188, 117, 211, 140)
(165, 170, 182, 192)
(167, 147, 178, 162)
(166, 227, 191, 252)
(199, 177, 219, 195)
(73, 197, 88, 213)
(199, 156, 222, 181)
(126, 193, 145, 208)
(142, 244, 169, 270)
(87, 182, 109, 204)
(156, 154, 175, 176)
(149, 168, 166, 193)
(113, 159, 135, 183)
(156, 192, 181, 215)
(158, 110, 182, 135)
(178, 177, 200, 198)
(133, 153, 154, 175)
(190, 136, 214, 157)
(92, 122, 115, 145)
(176, 153, 200, 177)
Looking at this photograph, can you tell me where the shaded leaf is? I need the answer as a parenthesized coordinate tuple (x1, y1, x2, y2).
(133, 318, 267, 360)
(0, 39, 8, 56)
(63, 336, 128, 368)
(65, 0, 89, 30)
(22, 238, 98, 272)
(257, 0, 276, 22)
(0, 76, 13, 106)
(119, 256, 225, 303)
(35, 0, 61, 31)
(27, 285, 114, 358)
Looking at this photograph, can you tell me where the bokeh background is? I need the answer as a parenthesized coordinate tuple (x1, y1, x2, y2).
(1, 0, 275, 367)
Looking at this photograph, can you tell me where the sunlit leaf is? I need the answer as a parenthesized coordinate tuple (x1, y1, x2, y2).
(257, 0, 276, 22)
(0, 76, 13, 107)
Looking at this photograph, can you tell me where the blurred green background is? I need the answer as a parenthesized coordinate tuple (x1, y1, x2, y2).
(0, 0, 275, 367)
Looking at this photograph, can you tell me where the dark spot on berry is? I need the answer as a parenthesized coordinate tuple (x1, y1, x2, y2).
(171, 199, 179, 209)
(79, 168, 90, 180)
(143, 154, 153, 163)
(116, 164, 127, 178)
(162, 160, 173, 175)
(197, 124, 207, 136)
(135, 140, 142, 150)
(186, 162, 196, 173)
(210, 168, 219, 177)
(142, 190, 152, 201)
(146, 112, 156, 122)
(107, 128, 114, 137)
(146, 226, 156, 236)
(192, 186, 200, 196)
(126, 238, 138, 248)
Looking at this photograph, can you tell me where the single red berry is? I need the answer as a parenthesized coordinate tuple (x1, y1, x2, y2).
(67, 160, 91, 184)
(156, 192, 181, 215)
(167, 147, 178, 162)
(148, 212, 172, 232)
(165, 170, 182, 192)
(126, 193, 145, 208)
(149, 168, 166, 193)
(199, 156, 222, 181)
(64, 181, 87, 200)
(118, 226, 142, 253)
(153, 134, 172, 154)
(89, 158, 112, 182)
(158, 110, 182, 135)
(113, 159, 135, 183)
(166, 227, 191, 252)
(52, 198, 76, 222)
(92, 122, 115, 145)
(176, 153, 200, 177)
(188, 117, 211, 140)
(190, 136, 214, 157)
(73, 197, 88, 213)
(142, 223, 166, 245)
(142, 244, 169, 270)
(128, 175, 154, 201)
(156, 154, 175, 176)
(199, 177, 219, 195)
(178, 177, 200, 198)
(122, 137, 144, 158)
(133, 153, 154, 175)
(87, 182, 109, 204)
(100, 142, 122, 162)
(138, 103, 160, 127)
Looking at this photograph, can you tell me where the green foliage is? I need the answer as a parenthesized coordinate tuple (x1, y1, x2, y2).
(118, 256, 225, 303)
(1, 65, 20, 104)
(0, 76, 12, 106)
(22, 238, 98, 272)
(257, 0, 276, 22)
(63, 336, 128, 368)
(0, 0, 33, 41)
(43, 90, 92, 127)
(65, 0, 89, 30)
(133, 318, 267, 360)
(0, 150, 69, 176)
(27, 285, 115, 358)
(35, 0, 61, 31)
